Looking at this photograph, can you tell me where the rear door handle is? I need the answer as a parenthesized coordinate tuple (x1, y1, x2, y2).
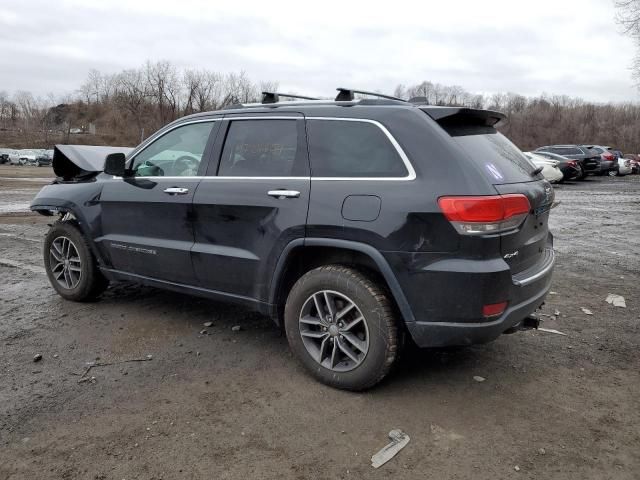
(267, 189, 300, 199)
(164, 187, 189, 195)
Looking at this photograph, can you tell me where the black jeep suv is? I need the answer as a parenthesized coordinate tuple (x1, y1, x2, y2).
(31, 90, 555, 390)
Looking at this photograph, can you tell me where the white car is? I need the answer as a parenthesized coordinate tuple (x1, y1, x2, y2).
(611, 157, 632, 176)
(524, 152, 564, 183)
(17, 149, 39, 166)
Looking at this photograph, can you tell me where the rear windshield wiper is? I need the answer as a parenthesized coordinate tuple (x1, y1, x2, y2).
(531, 166, 544, 177)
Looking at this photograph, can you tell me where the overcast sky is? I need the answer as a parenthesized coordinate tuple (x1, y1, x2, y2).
(0, 0, 637, 103)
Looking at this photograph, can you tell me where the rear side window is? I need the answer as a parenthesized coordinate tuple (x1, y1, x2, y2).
(307, 119, 408, 178)
(443, 125, 535, 184)
(218, 120, 305, 177)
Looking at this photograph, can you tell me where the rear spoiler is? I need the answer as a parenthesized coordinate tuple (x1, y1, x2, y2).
(53, 145, 133, 180)
(419, 106, 506, 127)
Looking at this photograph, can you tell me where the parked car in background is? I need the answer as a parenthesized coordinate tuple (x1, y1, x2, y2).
(0, 153, 8, 164)
(0, 148, 19, 165)
(524, 152, 564, 183)
(18, 149, 39, 166)
(612, 157, 632, 176)
(535, 145, 600, 178)
(625, 155, 640, 174)
(531, 151, 582, 180)
(583, 145, 616, 175)
(35, 150, 53, 167)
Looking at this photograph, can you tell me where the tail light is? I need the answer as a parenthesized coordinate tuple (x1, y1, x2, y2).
(603, 153, 615, 161)
(567, 160, 577, 166)
(438, 194, 531, 235)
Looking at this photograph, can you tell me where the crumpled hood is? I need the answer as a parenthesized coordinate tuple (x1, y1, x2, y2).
(53, 145, 133, 180)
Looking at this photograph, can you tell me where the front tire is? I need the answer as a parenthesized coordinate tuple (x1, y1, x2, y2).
(284, 265, 399, 391)
(608, 169, 619, 177)
(44, 221, 108, 301)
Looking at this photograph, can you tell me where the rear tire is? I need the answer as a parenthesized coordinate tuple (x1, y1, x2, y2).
(44, 220, 109, 302)
(284, 265, 399, 391)
(608, 169, 619, 177)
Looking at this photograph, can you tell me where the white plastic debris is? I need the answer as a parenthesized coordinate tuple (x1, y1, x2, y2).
(605, 294, 626, 308)
(371, 429, 410, 469)
(537, 327, 567, 336)
(473, 376, 486, 382)
(581, 308, 593, 315)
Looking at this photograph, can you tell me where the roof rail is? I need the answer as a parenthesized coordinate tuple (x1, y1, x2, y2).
(335, 88, 406, 102)
(261, 91, 320, 104)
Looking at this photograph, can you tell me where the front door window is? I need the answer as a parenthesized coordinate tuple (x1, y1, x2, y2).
(130, 122, 216, 177)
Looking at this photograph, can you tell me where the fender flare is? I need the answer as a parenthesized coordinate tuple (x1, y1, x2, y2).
(31, 199, 108, 268)
(269, 237, 416, 325)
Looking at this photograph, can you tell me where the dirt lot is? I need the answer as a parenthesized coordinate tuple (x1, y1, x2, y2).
(0, 165, 639, 479)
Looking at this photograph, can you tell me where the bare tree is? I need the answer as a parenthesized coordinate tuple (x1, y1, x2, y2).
(115, 68, 150, 138)
(616, 0, 640, 83)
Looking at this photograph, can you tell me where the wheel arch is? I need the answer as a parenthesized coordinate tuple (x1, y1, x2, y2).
(269, 238, 415, 327)
(32, 198, 108, 269)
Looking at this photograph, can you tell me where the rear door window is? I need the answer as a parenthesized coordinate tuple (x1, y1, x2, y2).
(218, 119, 306, 177)
(306, 119, 409, 178)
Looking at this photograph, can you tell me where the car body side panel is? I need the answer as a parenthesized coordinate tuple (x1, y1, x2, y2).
(191, 178, 310, 300)
(96, 177, 203, 285)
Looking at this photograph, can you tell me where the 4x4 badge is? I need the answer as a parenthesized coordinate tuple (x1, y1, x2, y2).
(504, 251, 519, 259)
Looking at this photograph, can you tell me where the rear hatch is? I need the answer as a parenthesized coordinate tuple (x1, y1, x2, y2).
(422, 107, 553, 275)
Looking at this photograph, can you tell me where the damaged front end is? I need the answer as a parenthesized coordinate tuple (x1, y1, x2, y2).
(30, 144, 132, 217)
(52, 145, 133, 182)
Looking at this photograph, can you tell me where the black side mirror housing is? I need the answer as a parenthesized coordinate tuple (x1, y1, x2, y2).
(104, 153, 127, 176)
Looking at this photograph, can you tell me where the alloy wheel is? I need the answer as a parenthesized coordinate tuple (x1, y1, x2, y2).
(49, 236, 82, 289)
(298, 290, 369, 372)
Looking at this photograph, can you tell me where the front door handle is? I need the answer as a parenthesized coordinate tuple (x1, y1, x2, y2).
(164, 187, 189, 195)
(267, 189, 301, 199)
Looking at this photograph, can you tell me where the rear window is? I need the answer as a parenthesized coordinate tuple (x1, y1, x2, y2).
(443, 125, 536, 184)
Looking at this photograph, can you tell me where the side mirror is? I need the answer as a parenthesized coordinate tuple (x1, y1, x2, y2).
(104, 153, 127, 176)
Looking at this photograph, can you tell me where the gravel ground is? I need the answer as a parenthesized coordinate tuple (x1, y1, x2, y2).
(0, 166, 639, 479)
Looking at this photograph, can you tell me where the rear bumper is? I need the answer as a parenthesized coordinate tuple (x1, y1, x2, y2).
(386, 242, 555, 348)
(406, 262, 552, 347)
